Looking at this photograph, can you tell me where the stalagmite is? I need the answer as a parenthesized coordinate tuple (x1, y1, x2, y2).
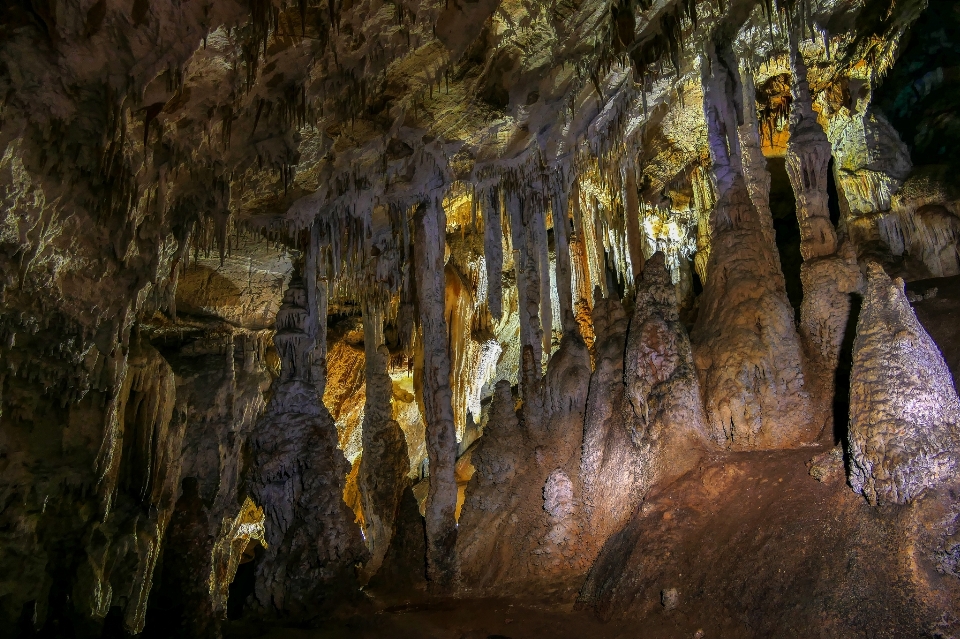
(848, 263, 960, 505)
(581, 253, 708, 556)
(248, 263, 366, 615)
(691, 40, 816, 449)
(786, 32, 862, 420)
(357, 297, 410, 581)
(412, 199, 459, 588)
(623, 164, 646, 284)
(623, 252, 709, 460)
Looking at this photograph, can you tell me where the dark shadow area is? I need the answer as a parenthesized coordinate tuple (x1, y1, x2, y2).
(834, 293, 862, 447)
(691, 267, 703, 296)
(827, 158, 842, 229)
(228, 552, 258, 620)
(767, 157, 803, 320)
(873, 0, 960, 169)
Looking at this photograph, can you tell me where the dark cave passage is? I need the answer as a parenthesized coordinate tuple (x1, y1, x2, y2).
(767, 157, 803, 319)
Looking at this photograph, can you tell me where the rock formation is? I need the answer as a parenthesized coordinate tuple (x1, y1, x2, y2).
(412, 199, 460, 588)
(247, 272, 366, 616)
(357, 300, 410, 581)
(691, 40, 816, 449)
(847, 262, 960, 505)
(785, 31, 863, 429)
(2, 0, 960, 634)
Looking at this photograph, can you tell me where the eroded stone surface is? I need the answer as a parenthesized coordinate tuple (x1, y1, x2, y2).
(847, 262, 960, 505)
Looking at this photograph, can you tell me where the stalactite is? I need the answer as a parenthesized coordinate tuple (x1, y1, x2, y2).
(412, 199, 459, 589)
(483, 186, 504, 322)
(533, 196, 553, 356)
(569, 182, 596, 349)
(737, 65, 775, 244)
(623, 162, 645, 284)
(551, 184, 575, 333)
(506, 187, 544, 383)
(786, 30, 837, 262)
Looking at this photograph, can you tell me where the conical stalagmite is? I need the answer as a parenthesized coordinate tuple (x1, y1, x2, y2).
(848, 263, 960, 505)
(248, 269, 366, 615)
(412, 199, 459, 588)
(691, 40, 816, 449)
(357, 298, 410, 581)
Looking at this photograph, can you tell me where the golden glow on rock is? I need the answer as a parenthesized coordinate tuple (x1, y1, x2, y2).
(209, 498, 267, 616)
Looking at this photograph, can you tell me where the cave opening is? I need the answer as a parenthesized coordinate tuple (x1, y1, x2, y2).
(767, 157, 803, 319)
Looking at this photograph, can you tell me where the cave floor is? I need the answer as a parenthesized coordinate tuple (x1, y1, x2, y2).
(224, 442, 960, 639)
(225, 596, 641, 639)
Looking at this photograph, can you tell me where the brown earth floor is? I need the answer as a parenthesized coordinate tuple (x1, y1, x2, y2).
(225, 442, 960, 639)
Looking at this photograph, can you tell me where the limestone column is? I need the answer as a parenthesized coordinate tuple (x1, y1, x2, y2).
(551, 184, 575, 333)
(505, 187, 544, 387)
(412, 199, 459, 588)
(569, 181, 596, 348)
(690, 39, 816, 449)
(483, 186, 504, 322)
(623, 163, 646, 285)
(738, 65, 775, 244)
(786, 32, 861, 425)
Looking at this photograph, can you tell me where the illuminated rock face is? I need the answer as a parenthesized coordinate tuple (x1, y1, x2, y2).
(691, 41, 816, 450)
(847, 263, 960, 505)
